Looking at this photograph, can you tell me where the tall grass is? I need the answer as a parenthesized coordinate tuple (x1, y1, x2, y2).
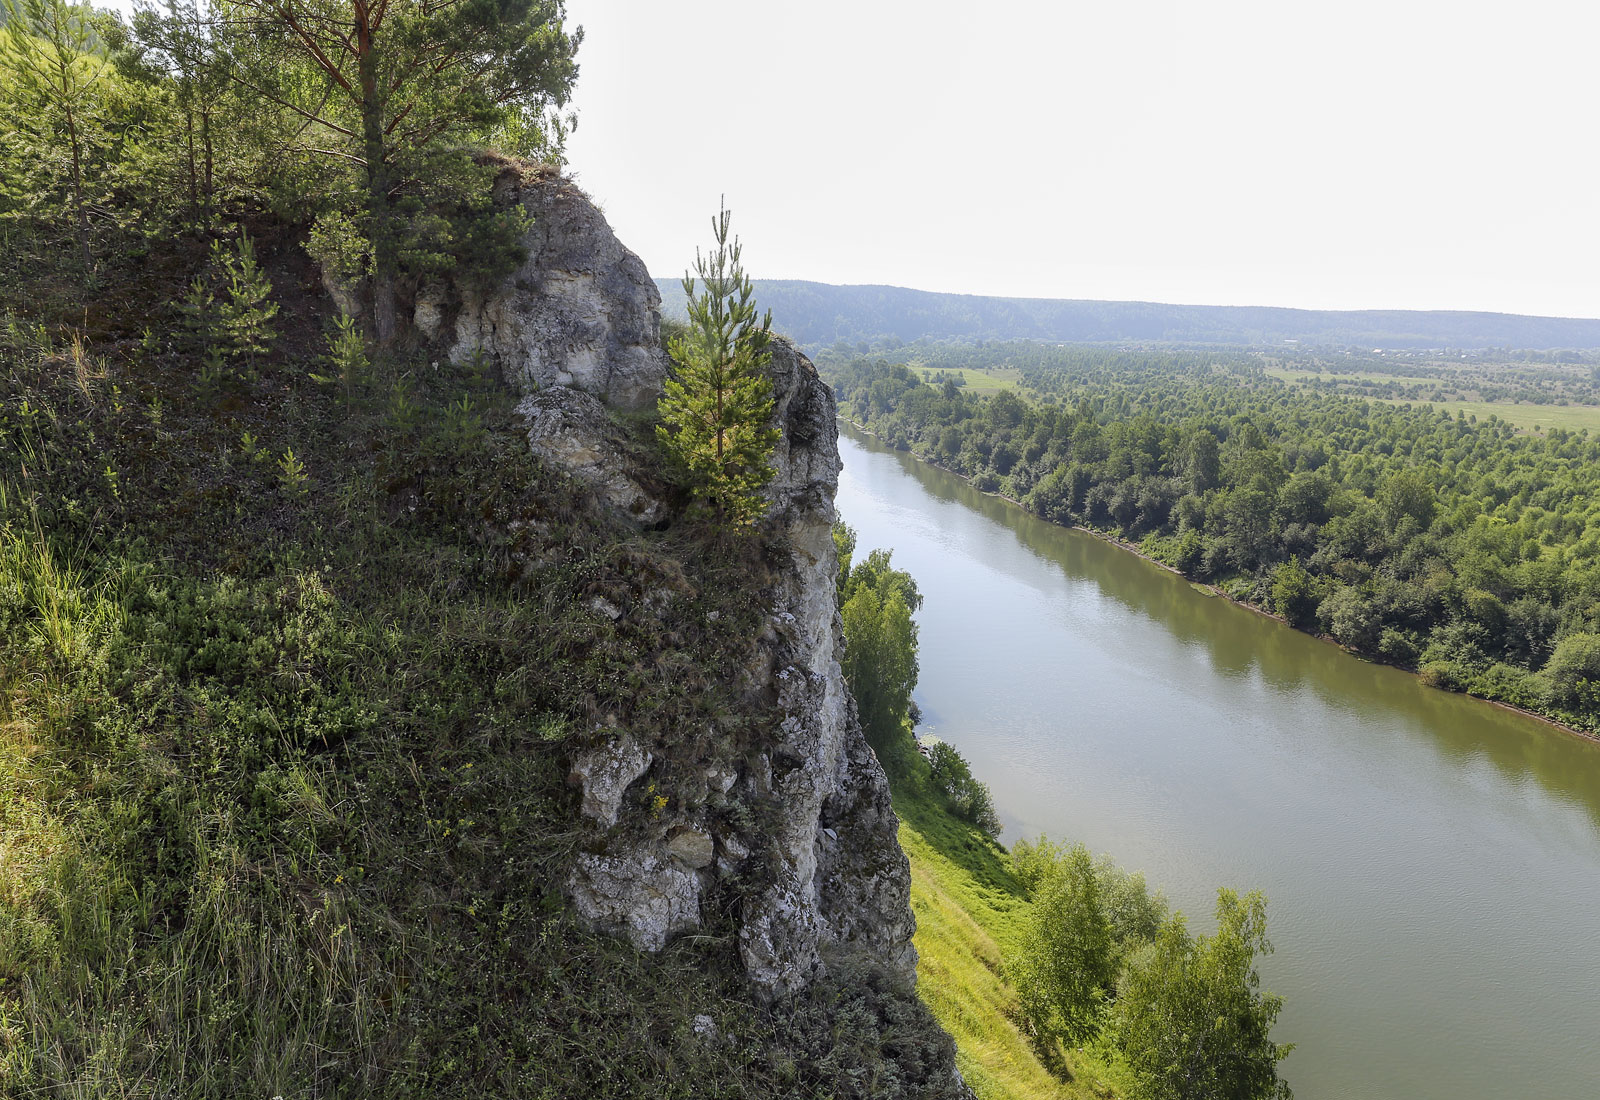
(0, 287, 966, 1097)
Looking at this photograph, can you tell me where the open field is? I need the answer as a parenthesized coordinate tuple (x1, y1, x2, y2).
(913, 366, 1024, 393)
(1372, 397, 1600, 433)
(1264, 367, 1600, 433)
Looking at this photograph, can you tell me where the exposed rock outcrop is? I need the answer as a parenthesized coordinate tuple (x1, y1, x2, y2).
(515, 388, 665, 525)
(736, 337, 916, 993)
(444, 168, 915, 998)
(442, 169, 668, 413)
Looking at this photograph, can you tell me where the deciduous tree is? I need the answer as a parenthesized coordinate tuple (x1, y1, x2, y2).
(1012, 842, 1117, 1051)
(1112, 889, 1293, 1100)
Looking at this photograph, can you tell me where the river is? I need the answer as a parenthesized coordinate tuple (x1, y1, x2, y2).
(834, 425, 1600, 1100)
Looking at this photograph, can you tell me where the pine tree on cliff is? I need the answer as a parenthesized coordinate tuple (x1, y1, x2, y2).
(658, 200, 778, 526)
(226, 0, 579, 343)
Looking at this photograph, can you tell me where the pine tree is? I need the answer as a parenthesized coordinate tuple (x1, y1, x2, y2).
(657, 201, 779, 526)
(0, 0, 111, 270)
(227, 0, 579, 343)
(181, 234, 278, 371)
(214, 234, 277, 362)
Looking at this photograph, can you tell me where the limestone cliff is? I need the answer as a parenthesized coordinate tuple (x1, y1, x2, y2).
(428, 167, 916, 998)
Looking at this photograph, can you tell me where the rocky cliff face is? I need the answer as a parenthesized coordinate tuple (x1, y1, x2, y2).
(430, 167, 915, 998)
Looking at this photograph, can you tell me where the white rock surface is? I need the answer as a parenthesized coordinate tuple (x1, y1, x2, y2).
(453, 168, 916, 995)
(736, 338, 916, 994)
(568, 852, 700, 952)
(567, 736, 652, 829)
(445, 170, 668, 412)
(516, 388, 664, 524)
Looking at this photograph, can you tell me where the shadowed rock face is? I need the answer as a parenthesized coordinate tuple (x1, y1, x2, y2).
(738, 337, 916, 993)
(449, 169, 914, 998)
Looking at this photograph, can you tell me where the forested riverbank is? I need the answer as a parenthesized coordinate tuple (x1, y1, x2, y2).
(834, 428, 1600, 1099)
(833, 530, 1294, 1100)
(827, 354, 1600, 737)
(843, 414, 1600, 748)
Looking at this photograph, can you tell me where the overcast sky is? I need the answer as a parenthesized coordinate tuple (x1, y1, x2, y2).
(560, 0, 1600, 318)
(92, 0, 1600, 317)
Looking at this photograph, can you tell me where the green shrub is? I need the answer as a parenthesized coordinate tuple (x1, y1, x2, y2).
(1418, 660, 1463, 691)
(926, 741, 1001, 838)
(1544, 632, 1600, 710)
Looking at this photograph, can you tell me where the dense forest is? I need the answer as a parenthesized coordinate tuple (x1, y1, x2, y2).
(828, 350, 1600, 734)
(657, 278, 1600, 352)
(817, 339, 1600, 410)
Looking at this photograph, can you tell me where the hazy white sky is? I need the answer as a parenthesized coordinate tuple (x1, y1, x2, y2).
(561, 0, 1600, 318)
(93, 0, 1600, 316)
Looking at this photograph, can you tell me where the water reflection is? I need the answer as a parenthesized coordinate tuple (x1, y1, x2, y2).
(846, 428, 1600, 833)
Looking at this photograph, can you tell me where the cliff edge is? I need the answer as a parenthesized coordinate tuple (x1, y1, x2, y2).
(427, 167, 918, 998)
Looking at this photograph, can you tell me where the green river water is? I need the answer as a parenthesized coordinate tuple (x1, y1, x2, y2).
(835, 425, 1600, 1100)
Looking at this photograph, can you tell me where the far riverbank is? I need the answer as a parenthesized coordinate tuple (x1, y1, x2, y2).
(839, 418, 1600, 748)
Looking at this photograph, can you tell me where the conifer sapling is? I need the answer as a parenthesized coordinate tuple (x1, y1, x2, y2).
(657, 200, 778, 526)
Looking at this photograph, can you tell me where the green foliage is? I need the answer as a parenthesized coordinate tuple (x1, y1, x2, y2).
(229, 0, 579, 339)
(1543, 632, 1600, 709)
(658, 201, 779, 526)
(1011, 842, 1117, 1051)
(1092, 855, 1169, 951)
(323, 312, 368, 398)
(1004, 837, 1290, 1097)
(180, 234, 278, 370)
(1112, 890, 1293, 1100)
(307, 208, 367, 287)
(213, 233, 277, 358)
(1319, 585, 1380, 650)
(838, 541, 920, 767)
(276, 446, 308, 497)
(926, 740, 1001, 837)
(392, 150, 534, 295)
(826, 346, 1600, 732)
(0, 0, 111, 268)
(1270, 556, 1317, 627)
(833, 519, 857, 592)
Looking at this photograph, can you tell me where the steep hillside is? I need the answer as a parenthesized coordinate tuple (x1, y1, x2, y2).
(657, 278, 1600, 350)
(0, 169, 964, 1097)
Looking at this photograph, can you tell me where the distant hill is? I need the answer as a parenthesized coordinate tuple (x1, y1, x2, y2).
(654, 278, 1600, 351)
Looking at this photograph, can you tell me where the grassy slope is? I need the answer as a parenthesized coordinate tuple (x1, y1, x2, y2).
(889, 756, 1112, 1100)
(0, 239, 963, 1098)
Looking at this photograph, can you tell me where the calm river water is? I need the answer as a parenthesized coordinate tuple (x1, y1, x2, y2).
(835, 426, 1600, 1100)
